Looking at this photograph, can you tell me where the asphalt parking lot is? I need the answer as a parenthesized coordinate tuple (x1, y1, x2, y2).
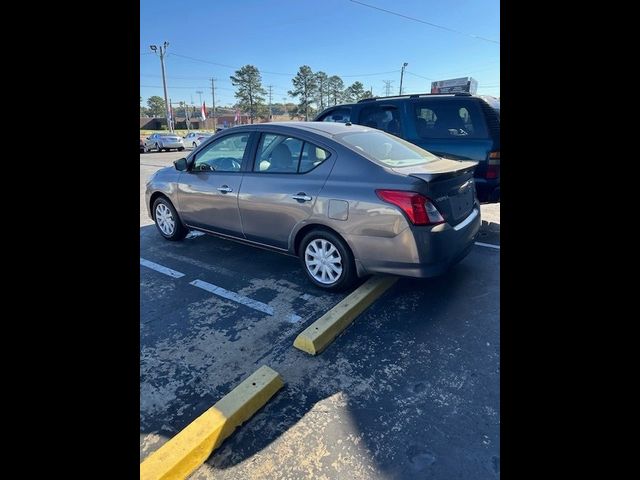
(140, 150, 500, 479)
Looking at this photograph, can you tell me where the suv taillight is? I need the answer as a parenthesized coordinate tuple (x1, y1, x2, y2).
(376, 190, 445, 226)
(486, 151, 500, 179)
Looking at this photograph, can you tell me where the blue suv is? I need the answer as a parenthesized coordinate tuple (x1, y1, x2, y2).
(315, 93, 500, 203)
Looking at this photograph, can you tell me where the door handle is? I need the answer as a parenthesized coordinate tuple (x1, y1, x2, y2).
(217, 185, 233, 193)
(292, 193, 312, 202)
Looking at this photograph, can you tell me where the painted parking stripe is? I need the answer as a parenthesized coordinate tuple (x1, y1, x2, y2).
(140, 258, 186, 278)
(190, 279, 274, 315)
(475, 242, 500, 250)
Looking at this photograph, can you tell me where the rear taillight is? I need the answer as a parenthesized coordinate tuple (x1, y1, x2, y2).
(376, 190, 445, 226)
(486, 151, 500, 179)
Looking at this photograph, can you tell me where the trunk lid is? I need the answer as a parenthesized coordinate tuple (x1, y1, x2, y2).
(392, 158, 478, 225)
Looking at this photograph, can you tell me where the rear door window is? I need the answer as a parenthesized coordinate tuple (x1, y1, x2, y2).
(254, 133, 330, 174)
(414, 100, 488, 139)
(318, 107, 351, 123)
(357, 105, 403, 136)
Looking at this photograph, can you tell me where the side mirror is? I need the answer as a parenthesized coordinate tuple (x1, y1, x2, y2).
(174, 158, 188, 171)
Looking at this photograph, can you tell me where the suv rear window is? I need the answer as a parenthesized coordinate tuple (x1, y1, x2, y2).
(319, 107, 351, 123)
(414, 100, 488, 139)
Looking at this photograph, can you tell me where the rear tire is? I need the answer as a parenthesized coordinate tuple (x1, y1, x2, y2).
(152, 197, 187, 241)
(178, 147, 185, 151)
(299, 230, 356, 291)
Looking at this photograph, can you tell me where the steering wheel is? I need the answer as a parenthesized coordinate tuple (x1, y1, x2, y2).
(195, 163, 215, 172)
(214, 157, 241, 171)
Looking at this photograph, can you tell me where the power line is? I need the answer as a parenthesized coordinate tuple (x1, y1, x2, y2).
(348, 0, 500, 45)
(140, 84, 235, 91)
(166, 52, 407, 80)
(405, 71, 434, 81)
(168, 53, 293, 76)
(342, 69, 400, 77)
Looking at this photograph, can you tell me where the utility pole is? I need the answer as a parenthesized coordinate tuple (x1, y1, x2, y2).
(181, 101, 191, 132)
(267, 85, 273, 121)
(149, 41, 172, 132)
(169, 98, 174, 131)
(282, 97, 288, 116)
(383, 80, 394, 96)
(196, 90, 203, 106)
(210, 78, 217, 131)
(399, 62, 408, 95)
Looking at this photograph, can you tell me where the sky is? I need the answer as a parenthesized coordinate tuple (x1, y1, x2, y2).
(140, 0, 499, 108)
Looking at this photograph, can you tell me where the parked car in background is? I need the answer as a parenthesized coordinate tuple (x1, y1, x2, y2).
(146, 122, 480, 291)
(183, 131, 215, 149)
(183, 132, 200, 148)
(144, 133, 185, 152)
(315, 93, 500, 203)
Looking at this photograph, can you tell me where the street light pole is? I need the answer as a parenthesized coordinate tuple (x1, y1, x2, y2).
(150, 42, 172, 132)
(399, 62, 408, 95)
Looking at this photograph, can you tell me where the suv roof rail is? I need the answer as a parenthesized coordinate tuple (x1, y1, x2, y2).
(357, 92, 474, 103)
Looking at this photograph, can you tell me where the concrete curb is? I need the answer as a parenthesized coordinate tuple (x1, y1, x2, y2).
(293, 276, 398, 355)
(140, 365, 284, 480)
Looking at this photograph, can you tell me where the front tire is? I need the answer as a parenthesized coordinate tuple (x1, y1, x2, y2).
(299, 230, 356, 291)
(152, 197, 187, 241)
(178, 147, 184, 151)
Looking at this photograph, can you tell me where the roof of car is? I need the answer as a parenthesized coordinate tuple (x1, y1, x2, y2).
(236, 121, 369, 137)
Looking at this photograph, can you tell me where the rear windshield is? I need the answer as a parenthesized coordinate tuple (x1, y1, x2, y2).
(413, 99, 489, 139)
(338, 130, 439, 167)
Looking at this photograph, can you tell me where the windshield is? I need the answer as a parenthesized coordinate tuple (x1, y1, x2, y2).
(338, 130, 439, 167)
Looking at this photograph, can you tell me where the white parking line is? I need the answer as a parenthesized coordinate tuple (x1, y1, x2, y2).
(190, 279, 275, 315)
(140, 258, 186, 278)
(475, 242, 500, 250)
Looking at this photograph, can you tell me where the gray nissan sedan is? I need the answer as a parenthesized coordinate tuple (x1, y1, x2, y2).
(145, 122, 481, 290)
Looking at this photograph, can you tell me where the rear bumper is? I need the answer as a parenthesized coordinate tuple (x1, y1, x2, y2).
(349, 207, 481, 278)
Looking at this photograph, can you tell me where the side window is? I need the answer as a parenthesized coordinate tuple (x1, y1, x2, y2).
(255, 134, 303, 173)
(319, 107, 351, 123)
(299, 142, 331, 173)
(254, 134, 330, 174)
(192, 133, 249, 172)
(414, 101, 488, 139)
(358, 106, 402, 136)
(459, 107, 474, 134)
